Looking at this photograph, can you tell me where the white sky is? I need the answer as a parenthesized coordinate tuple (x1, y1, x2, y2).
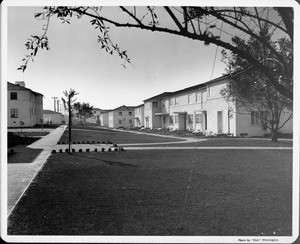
(6, 6, 228, 111)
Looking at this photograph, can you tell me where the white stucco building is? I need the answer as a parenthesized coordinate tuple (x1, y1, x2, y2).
(43, 110, 66, 125)
(7, 81, 43, 128)
(134, 104, 144, 128)
(108, 105, 135, 129)
(142, 75, 292, 137)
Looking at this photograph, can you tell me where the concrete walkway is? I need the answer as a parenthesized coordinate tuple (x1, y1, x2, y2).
(7, 125, 67, 216)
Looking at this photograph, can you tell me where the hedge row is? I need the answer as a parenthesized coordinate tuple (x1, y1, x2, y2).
(52, 147, 124, 154)
(57, 141, 114, 145)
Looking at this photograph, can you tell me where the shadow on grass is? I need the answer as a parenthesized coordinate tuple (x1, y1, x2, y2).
(7, 146, 43, 164)
(70, 153, 137, 168)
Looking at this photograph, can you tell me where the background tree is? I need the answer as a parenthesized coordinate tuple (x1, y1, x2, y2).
(220, 24, 293, 142)
(73, 102, 94, 125)
(19, 6, 293, 100)
(61, 89, 78, 153)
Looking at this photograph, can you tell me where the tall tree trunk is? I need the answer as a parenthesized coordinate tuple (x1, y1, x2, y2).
(271, 128, 279, 142)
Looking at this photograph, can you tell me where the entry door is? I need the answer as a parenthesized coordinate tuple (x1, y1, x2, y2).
(217, 111, 223, 133)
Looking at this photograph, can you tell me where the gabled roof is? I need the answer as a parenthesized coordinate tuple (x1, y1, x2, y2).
(143, 92, 173, 102)
(143, 74, 230, 102)
(7, 82, 44, 96)
(112, 105, 135, 111)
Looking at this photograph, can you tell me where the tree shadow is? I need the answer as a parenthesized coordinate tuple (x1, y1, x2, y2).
(7, 146, 43, 164)
(71, 153, 137, 168)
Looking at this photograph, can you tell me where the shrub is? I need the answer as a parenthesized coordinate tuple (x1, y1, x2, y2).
(94, 148, 98, 152)
(101, 148, 105, 152)
(52, 150, 56, 154)
(79, 149, 83, 153)
(72, 148, 76, 153)
(86, 148, 90, 152)
(113, 144, 118, 147)
(59, 149, 63, 153)
(114, 148, 118, 151)
(108, 148, 112, 152)
(57, 142, 61, 144)
(82, 141, 85, 144)
(87, 141, 90, 144)
(65, 149, 69, 153)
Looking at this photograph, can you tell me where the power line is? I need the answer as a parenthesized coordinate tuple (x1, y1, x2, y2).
(210, 21, 224, 80)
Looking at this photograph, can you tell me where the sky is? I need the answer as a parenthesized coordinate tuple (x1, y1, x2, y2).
(6, 5, 228, 112)
(5, 2, 295, 113)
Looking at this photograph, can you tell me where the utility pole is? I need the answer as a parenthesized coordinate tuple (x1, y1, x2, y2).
(51, 97, 58, 112)
(57, 99, 60, 113)
(68, 94, 71, 153)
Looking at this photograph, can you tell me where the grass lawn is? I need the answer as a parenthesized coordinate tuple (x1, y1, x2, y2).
(58, 126, 184, 144)
(124, 138, 293, 147)
(7, 149, 292, 236)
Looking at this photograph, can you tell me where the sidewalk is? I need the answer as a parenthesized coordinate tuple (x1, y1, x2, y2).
(7, 125, 67, 216)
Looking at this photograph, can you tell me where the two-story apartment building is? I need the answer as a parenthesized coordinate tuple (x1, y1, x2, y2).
(108, 105, 135, 129)
(141, 75, 292, 137)
(8, 81, 43, 127)
(134, 104, 145, 128)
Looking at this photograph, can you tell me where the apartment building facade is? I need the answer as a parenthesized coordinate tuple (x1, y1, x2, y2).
(108, 105, 135, 129)
(134, 104, 145, 128)
(8, 81, 43, 127)
(141, 75, 292, 137)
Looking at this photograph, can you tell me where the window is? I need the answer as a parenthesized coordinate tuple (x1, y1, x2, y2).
(162, 100, 166, 107)
(170, 99, 174, 106)
(152, 101, 158, 107)
(129, 119, 132, 124)
(11, 109, 18, 118)
(10, 92, 17, 100)
(251, 111, 260, 125)
(119, 112, 122, 116)
(175, 115, 179, 123)
(119, 120, 123, 125)
(207, 86, 211, 98)
(175, 97, 179, 105)
(195, 114, 202, 124)
(129, 111, 132, 116)
(188, 94, 194, 104)
(188, 114, 193, 123)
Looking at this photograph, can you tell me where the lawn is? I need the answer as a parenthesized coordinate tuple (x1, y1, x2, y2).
(123, 138, 293, 147)
(7, 149, 292, 236)
(58, 126, 184, 144)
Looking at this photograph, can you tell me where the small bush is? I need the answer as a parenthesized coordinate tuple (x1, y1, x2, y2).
(79, 149, 83, 153)
(92, 141, 95, 144)
(102, 141, 105, 144)
(87, 141, 90, 144)
(65, 149, 69, 153)
(101, 148, 105, 152)
(86, 148, 90, 152)
(94, 148, 98, 152)
(57, 142, 61, 144)
(114, 148, 118, 151)
(113, 144, 118, 147)
(52, 150, 56, 154)
(82, 141, 85, 144)
(108, 148, 112, 152)
(59, 149, 63, 153)
(72, 148, 76, 153)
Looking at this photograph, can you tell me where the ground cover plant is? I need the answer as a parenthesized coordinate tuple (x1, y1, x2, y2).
(7, 132, 43, 148)
(58, 126, 184, 144)
(8, 149, 292, 236)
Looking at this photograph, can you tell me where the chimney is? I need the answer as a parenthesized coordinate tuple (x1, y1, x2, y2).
(15, 81, 25, 87)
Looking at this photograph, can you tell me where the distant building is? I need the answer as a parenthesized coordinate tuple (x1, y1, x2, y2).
(134, 104, 145, 128)
(7, 81, 43, 127)
(99, 110, 111, 127)
(108, 105, 135, 129)
(86, 108, 103, 125)
(43, 110, 65, 124)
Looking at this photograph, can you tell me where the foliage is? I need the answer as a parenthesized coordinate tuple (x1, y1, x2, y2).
(73, 102, 94, 124)
(61, 88, 78, 117)
(220, 24, 293, 142)
(7, 132, 41, 148)
(19, 6, 293, 100)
